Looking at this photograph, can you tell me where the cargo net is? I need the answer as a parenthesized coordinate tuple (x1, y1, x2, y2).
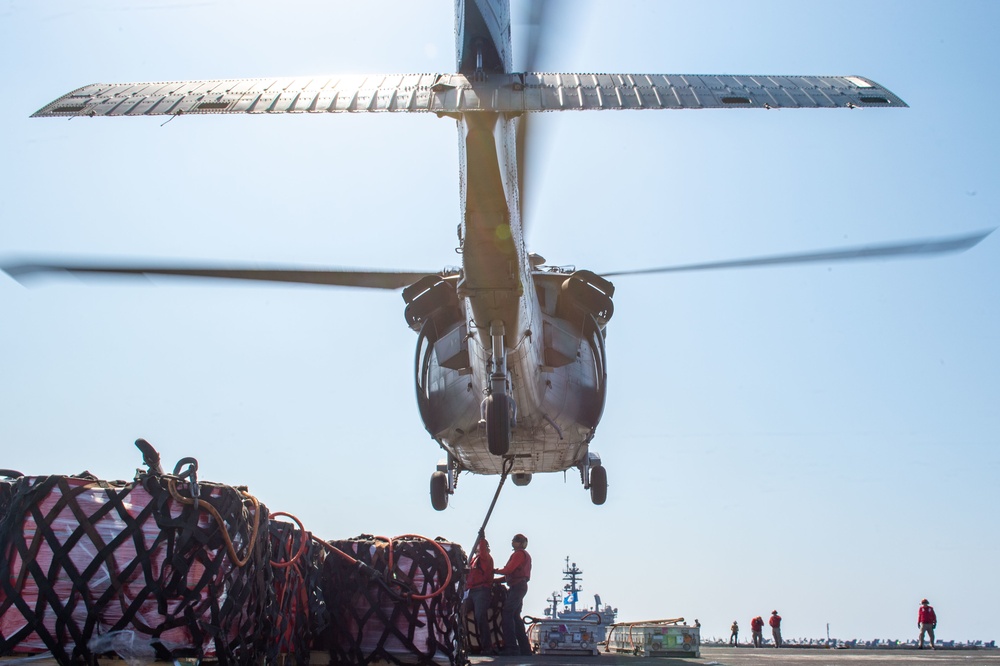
(461, 582, 506, 654)
(0, 470, 19, 523)
(269, 513, 327, 663)
(320, 535, 467, 666)
(0, 471, 274, 665)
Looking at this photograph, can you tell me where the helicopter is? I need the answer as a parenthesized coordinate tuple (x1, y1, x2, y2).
(3, 0, 992, 511)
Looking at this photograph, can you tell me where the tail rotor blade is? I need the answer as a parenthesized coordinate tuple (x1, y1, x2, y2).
(521, 0, 552, 74)
(517, 0, 571, 236)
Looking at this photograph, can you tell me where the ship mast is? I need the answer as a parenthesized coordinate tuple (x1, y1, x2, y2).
(546, 591, 562, 618)
(562, 557, 584, 614)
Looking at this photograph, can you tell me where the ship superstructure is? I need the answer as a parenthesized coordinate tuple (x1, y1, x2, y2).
(533, 557, 616, 655)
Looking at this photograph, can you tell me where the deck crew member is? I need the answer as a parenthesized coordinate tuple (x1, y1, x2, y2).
(496, 533, 532, 655)
(918, 599, 937, 649)
(769, 610, 783, 647)
(750, 615, 764, 647)
(467, 532, 496, 654)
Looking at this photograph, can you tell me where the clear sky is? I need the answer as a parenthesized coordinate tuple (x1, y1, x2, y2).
(2, 0, 998, 645)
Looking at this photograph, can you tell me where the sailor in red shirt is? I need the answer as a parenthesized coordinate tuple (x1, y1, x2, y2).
(750, 616, 764, 647)
(769, 610, 783, 647)
(495, 533, 532, 655)
(917, 599, 937, 649)
(466, 533, 495, 654)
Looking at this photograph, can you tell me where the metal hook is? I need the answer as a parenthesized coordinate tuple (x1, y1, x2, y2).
(172, 457, 200, 511)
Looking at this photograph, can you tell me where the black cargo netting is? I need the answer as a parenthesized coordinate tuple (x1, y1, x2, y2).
(269, 517, 327, 663)
(320, 535, 467, 665)
(0, 476, 16, 522)
(461, 582, 506, 654)
(0, 473, 275, 665)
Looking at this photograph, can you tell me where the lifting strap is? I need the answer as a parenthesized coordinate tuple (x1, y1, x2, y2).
(469, 456, 514, 556)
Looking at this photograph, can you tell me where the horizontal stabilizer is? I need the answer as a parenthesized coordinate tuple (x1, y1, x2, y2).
(32, 73, 905, 118)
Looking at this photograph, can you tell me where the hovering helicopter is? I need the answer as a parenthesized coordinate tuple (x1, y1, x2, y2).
(3, 0, 991, 511)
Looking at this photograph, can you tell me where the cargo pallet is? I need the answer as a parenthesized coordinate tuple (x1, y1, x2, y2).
(532, 617, 607, 656)
(608, 621, 700, 658)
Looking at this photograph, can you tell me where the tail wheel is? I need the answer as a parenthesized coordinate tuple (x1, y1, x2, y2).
(589, 465, 608, 505)
(430, 470, 449, 511)
(486, 392, 511, 456)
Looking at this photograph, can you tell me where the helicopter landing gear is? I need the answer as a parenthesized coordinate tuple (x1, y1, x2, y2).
(430, 471, 449, 511)
(589, 464, 608, 505)
(486, 392, 511, 456)
(580, 452, 608, 506)
(485, 320, 513, 456)
(430, 457, 457, 511)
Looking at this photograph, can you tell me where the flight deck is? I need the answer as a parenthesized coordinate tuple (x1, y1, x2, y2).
(471, 646, 1000, 666)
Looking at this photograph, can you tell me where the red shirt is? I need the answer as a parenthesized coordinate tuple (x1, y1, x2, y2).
(496, 549, 532, 586)
(769, 614, 781, 628)
(751, 617, 763, 631)
(467, 541, 494, 590)
(918, 605, 936, 624)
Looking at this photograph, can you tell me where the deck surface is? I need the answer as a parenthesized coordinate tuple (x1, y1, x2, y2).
(470, 646, 1000, 666)
(3, 646, 998, 665)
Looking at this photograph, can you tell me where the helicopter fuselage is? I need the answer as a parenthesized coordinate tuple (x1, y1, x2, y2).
(403, 1, 615, 488)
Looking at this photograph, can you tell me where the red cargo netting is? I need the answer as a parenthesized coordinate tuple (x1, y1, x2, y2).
(269, 512, 327, 663)
(320, 535, 467, 665)
(0, 472, 274, 665)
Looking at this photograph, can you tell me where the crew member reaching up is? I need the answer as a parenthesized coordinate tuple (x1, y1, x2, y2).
(467, 532, 496, 654)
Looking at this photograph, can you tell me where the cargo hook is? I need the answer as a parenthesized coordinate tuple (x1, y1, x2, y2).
(172, 457, 200, 511)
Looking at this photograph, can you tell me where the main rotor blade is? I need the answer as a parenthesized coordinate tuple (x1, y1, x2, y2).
(599, 229, 994, 278)
(1, 262, 437, 290)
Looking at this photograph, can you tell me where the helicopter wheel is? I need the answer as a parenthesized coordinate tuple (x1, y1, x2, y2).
(430, 470, 449, 511)
(589, 465, 608, 505)
(486, 392, 511, 456)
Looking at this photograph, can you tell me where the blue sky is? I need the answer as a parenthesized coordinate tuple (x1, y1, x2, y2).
(2, 0, 998, 643)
